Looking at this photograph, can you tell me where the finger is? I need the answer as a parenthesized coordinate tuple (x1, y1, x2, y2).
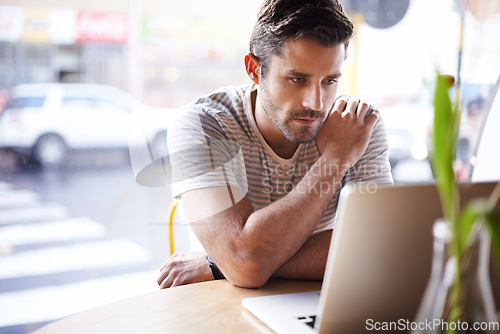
(332, 95, 349, 115)
(343, 97, 360, 117)
(364, 108, 380, 127)
(159, 252, 180, 272)
(356, 100, 372, 120)
(334, 94, 350, 104)
(157, 257, 176, 287)
(157, 267, 170, 286)
(158, 270, 175, 289)
(363, 105, 375, 121)
(170, 276, 184, 288)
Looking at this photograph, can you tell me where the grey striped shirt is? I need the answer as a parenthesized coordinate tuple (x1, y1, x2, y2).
(168, 84, 393, 232)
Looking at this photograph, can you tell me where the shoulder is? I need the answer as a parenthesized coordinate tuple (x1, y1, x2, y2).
(177, 85, 249, 122)
(369, 113, 390, 145)
(190, 84, 249, 116)
(168, 85, 252, 142)
(171, 85, 252, 135)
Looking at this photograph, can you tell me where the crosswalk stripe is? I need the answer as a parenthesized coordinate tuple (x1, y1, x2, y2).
(0, 217, 106, 246)
(0, 204, 69, 225)
(0, 182, 161, 330)
(0, 239, 151, 279)
(0, 189, 39, 207)
(0, 270, 159, 328)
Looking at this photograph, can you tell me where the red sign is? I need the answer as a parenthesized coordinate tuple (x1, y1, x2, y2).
(76, 12, 128, 44)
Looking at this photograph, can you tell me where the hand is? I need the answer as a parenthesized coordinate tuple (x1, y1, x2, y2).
(316, 96, 379, 168)
(157, 252, 214, 289)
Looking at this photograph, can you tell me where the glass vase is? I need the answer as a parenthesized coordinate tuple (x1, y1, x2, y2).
(412, 219, 498, 334)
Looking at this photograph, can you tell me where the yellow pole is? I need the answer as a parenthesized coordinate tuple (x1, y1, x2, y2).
(167, 201, 177, 256)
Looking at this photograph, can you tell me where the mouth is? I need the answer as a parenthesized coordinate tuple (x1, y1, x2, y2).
(293, 118, 319, 126)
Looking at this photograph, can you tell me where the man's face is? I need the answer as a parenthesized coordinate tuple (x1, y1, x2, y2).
(257, 38, 345, 144)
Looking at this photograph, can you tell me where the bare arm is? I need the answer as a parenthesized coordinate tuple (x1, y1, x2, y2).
(157, 229, 331, 288)
(180, 97, 378, 288)
(157, 97, 379, 288)
(183, 156, 343, 288)
(272, 229, 332, 280)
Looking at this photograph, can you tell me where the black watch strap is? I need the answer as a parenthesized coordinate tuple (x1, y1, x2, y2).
(206, 255, 225, 280)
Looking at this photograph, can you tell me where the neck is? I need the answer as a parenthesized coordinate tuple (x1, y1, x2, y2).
(251, 90, 299, 159)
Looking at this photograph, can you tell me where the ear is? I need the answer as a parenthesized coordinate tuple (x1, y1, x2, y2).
(244, 53, 260, 85)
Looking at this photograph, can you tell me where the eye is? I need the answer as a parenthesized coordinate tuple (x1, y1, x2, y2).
(290, 77, 306, 84)
(323, 78, 338, 85)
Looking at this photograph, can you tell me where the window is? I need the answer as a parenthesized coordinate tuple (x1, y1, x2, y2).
(62, 97, 96, 109)
(5, 97, 46, 109)
(0, 1, 499, 333)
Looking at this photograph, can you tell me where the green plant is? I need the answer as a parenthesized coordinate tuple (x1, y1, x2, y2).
(432, 73, 500, 329)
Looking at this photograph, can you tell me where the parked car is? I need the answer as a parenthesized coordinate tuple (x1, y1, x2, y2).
(0, 83, 175, 168)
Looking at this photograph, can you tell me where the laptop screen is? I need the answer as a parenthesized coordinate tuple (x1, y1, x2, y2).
(317, 182, 500, 333)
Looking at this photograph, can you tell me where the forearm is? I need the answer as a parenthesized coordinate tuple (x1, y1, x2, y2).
(271, 230, 332, 280)
(187, 153, 346, 288)
(229, 155, 346, 284)
(178, 96, 382, 288)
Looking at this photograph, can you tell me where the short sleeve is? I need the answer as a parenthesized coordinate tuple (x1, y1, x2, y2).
(344, 116, 394, 184)
(168, 107, 248, 199)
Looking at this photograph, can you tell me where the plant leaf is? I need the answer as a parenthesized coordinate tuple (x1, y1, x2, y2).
(459, 195, 500, 271)
(458, 200, 490, 252)
(432, 73, 459, 224)
(485, 210, 500, 271)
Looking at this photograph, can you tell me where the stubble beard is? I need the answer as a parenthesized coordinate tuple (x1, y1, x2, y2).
(259, 83, 326, 144)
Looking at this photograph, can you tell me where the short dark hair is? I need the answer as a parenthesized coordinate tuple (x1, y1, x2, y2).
(249, 0, 354, 76)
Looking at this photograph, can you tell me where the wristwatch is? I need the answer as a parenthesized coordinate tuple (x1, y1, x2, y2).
(206, 255, 225, 280)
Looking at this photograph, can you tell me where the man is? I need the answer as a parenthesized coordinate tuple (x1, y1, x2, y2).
(157, 0, 393, 289)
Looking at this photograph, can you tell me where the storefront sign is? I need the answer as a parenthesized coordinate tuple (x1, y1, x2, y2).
(0, 6, 23, 42)
(76, 12, 128, 44)
(23, 7, 50, 43)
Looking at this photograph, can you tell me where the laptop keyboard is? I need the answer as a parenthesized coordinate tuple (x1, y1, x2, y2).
(297, 315, 317, 329)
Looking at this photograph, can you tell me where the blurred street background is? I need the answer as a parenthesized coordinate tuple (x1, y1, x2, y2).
(0, 0, 499, 332)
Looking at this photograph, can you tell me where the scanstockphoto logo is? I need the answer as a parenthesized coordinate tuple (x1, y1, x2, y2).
(129, 131, 385, 223)
(261, 162, 384, 197)
(365, 318, 500, 333)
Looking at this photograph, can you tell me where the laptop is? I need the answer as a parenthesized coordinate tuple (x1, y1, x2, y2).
(242, 182, 500, 334)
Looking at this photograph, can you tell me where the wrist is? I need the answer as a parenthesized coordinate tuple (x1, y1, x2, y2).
(317, 153, 350, 179)
(206, 255, 225, 280)
(292, 155, 347, 202)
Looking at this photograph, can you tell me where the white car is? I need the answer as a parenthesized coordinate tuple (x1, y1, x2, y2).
(0, 83, 175, 168)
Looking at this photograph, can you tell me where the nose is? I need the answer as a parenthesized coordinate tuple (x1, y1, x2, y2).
(302, 84, 323, 111)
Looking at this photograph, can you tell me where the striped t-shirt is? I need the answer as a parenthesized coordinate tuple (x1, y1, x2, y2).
(168, 84, 393, 232)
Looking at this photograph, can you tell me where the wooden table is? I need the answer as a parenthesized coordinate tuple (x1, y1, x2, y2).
(33, 279, 322, 334)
